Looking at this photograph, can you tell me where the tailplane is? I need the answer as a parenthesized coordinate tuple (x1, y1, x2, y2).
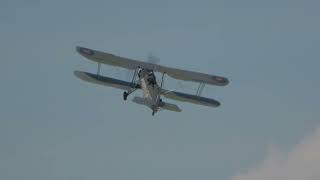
(132, 97, 182, 113)
(160, 101, 182, 112)
(132, 97, 153, 107)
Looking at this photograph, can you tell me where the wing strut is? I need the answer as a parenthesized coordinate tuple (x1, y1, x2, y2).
(97, 63, 101, 75)
(160, 72, 166, 89)
(156, 73, 166, 103)
(196, 83, 205, 97)
(131, 68, 138, 86)
(123, 67, 140, 101)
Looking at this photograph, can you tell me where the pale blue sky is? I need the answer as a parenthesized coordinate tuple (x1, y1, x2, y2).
(0, 0, 319, 179)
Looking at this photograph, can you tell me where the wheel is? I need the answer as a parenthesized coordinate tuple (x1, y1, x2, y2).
(152, 111, 155, 116)
(123, 92, 128, 101)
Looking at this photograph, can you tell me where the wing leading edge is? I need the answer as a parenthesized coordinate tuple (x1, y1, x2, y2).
(76, 46, 229, 86)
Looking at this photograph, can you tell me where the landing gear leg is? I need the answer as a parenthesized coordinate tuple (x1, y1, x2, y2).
(123, 88, 137, 101)
(152, 111, 156, 116)
(123, 92, 128, 101)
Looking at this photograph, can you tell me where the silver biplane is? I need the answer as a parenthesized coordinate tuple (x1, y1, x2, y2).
(74, 47, 229, 116)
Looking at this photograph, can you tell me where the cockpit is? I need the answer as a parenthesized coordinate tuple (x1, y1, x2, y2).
(147, 71, 156, 86)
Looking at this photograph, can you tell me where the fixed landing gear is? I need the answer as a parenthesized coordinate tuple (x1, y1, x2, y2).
(123, 67, 140, 101)
(152, 111, 156, 116)
(123, 88, 137, 101)
(123, 92, 128, 101)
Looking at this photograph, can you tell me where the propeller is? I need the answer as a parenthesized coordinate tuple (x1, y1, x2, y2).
(124, 52, 160, 81)
(146, 53, 160, 64)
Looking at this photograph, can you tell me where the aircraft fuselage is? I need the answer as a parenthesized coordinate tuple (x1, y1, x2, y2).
(138, 69, 162, 113)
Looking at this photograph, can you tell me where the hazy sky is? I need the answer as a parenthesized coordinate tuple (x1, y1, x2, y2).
(0, 0, 319, 180)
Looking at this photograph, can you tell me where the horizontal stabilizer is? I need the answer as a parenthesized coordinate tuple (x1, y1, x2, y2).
(162, 90, 221, 108)
(132, 97, 182, 112)
(160, 102, 182, 112)
(74, 71, 140, 91)
(132, 96, 151, 106)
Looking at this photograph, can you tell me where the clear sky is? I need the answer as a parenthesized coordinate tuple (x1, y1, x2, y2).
(0, 0, 319, 180)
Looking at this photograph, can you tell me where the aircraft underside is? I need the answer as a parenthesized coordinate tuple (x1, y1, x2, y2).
(123, 68, 179, 116)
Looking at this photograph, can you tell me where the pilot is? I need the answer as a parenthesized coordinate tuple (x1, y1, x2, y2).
(137, 67, 143, 78)
(147, 71, 156, 86)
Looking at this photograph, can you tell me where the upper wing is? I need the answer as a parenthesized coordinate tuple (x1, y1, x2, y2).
(74, 71, 140, 91)
(162, 90, 221, 108)
(154, 65, 229, 86)
(76, 46, 229, 86)
(76, 46, 153, 70)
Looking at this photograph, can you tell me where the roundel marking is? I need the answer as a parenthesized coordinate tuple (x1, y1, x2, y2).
(80, 48, 94, 55)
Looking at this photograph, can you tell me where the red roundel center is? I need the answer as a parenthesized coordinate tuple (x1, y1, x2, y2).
(213, 76, 224, 82)
(80, 48, 94, 55)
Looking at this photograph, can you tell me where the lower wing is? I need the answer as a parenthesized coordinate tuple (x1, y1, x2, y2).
(74, 71, 220, 108)
(161, 90, 221, 108)
(74, 71, 140, 90)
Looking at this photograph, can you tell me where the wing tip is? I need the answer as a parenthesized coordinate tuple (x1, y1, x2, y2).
(223, 78, 230, 86)
(74, 70, 89, 81)
(212, 76, 230, 86)
(214, 100, 221, 107)
(76, 46, 95, 56)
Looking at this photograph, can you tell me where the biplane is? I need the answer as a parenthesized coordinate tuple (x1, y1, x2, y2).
(74, 47, 229, 116)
